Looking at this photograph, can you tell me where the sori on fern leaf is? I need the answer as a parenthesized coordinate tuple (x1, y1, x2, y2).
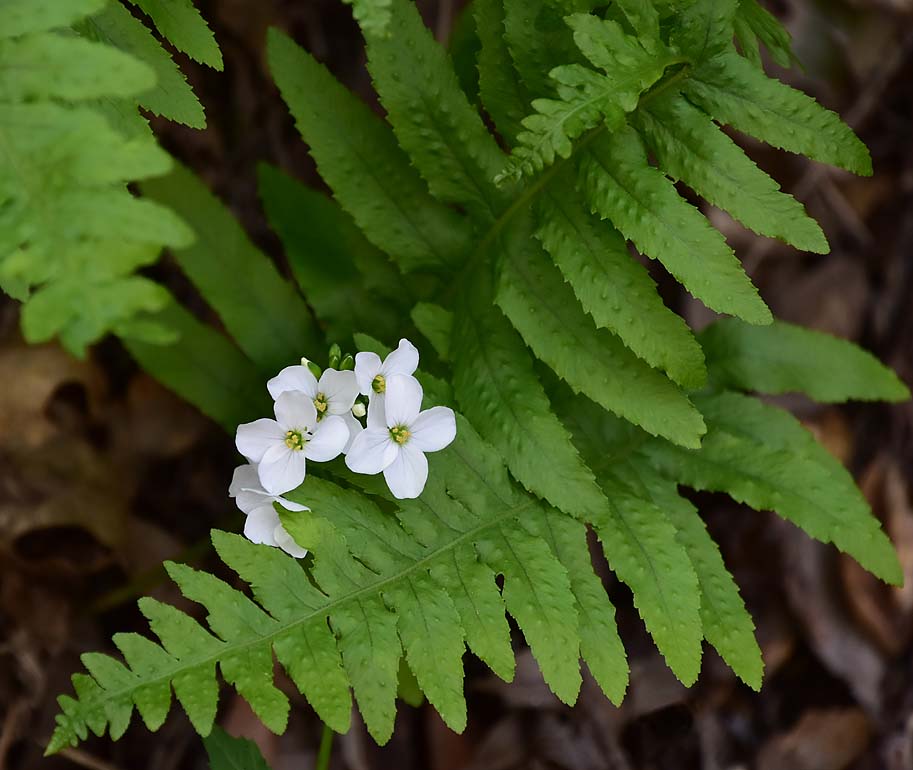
(21, 0, 908, 758)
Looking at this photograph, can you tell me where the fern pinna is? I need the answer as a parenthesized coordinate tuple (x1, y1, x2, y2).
(43, 0, 907, 755)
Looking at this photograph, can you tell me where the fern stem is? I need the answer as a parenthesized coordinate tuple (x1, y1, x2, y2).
(316, 724, 333, 770)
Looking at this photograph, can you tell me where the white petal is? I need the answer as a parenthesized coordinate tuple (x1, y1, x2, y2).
(234, 488, 267, 515)
(229, 463, 262, 497)
(267, 365, 318, 401)
(274, 525, 308, 559)
(244, 504, 282, 546)
(366, 394, 386, 430)
(274, 390, 318, 432)
(383, 445, 428, 499)
(384, 374, 423, 427)
(236, 419, 285, 463)
(345, 428, 398, 474)
(275, 495, 309, 513)
(258, 442, 307, 495)
(342, 410, 364, 454)
(304, 414, 349, 462)
(319, 369, 360, 414)
(355, 351, 383, 395)
(381, 338, 419, 377)
(409, 406, 457, 453)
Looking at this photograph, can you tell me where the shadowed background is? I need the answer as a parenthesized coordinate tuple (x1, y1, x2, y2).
(2, 1, 913, 768)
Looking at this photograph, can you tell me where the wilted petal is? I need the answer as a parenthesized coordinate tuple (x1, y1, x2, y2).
(355, 351, 383, 395)
(258, 442, 307, 495)
(320, 369, 359, 414)
(244, 504, 282, 546)
(275, 390, 318, 432)
(383, 445, 428, 499)
(304, 414, 348, 462)
(267, 365, 318, 401)
(345, 428, 397, 474)
(236, 419, 285, 463)
(382, 338, 419, 377)
(410, 407, 457, 453)
(384, 374, 423, 427)
(273, 525, 308, 559)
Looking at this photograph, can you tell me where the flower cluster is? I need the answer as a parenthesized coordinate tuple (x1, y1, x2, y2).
(230, 339, 456, 556)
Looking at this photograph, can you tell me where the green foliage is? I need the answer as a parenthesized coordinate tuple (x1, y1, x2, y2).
(42, 0, 907, 757)
(127, 0, 223, 69)
(204, 727, 271, 770)
(0, 0, 221, 355)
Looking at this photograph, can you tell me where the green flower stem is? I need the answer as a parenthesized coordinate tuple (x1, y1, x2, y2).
(316, 724, 334, 770)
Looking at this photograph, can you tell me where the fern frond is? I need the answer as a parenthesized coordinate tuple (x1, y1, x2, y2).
(267, 30, 471, 271)
(259, 164, 407, 345)
(140, 162, 321, 374)
(643, 391, 903, 585)
(342, 0, 392, 37)
(49, 415, 605, 750)
(735, 0, 793, 68)
(497, 14, 673, 183)
(635, 92, 827, 252)
(127, 0, 223, 69)
(81, 1, 206, 128)
(580, 127, 772, 324)
(684, 51, 871, 175)
(699, 319, 910, 402)
(364, 0, 507, 220)
(535, 168, 706, 389)
(495, 215, 706, 447)
(0, 0, 105, 37)
(474, 0, 527, 141)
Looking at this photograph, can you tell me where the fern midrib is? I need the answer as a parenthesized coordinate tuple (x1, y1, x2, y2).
(62, 497, 538, 724)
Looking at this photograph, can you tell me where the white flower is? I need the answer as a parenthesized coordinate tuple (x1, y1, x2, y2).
(229, 463, 309, 558)
(268, 364, 362, 452)
(345, 374, 456, 499)
(235, 391, 348, 495)
(354, 338, 419, 399)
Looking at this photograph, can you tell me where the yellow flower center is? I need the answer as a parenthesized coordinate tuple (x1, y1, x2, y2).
(285, 430, 305, 451)
(372, 374, 386, 394)
(389, 425, 411, 445)
(314, 393, 329, 419)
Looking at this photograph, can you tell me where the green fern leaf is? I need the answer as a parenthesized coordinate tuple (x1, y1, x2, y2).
(622, 459, 763, 689)
(204, 726, 272, 770)
(502, 0, 586, 95)
(474, 0, 528, 141)
(699, 318, 910, 402)
(0, 0, 105, 38)
(668, 0, 737, 63)
(82, 0, 206, 128)
(267, 29, 470, 271)
(141, 162, 320, 373)
(643, 391, 903, 585)
(477, 524, 582, 704)
(0, 33, 155, 101)
(411, 303, 453, 362)
(452, 273, 606, 514)
(580, 126, 772, 324)
(684, 51, 871, 175)
(364, 0, 507, 220)
(259, 164, 406, 345)
(535, 168, 706, 389)
(496, 218, 706, 447)
(343, 0, 392, 37)
(524, 506, 628, 703)
(128, 0, 223, 69)
(735, 0, 793, 68)
(124, 300, 269, 431)
(635, 92, 828, 252)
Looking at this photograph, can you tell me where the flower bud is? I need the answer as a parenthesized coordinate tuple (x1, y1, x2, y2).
(352, 402, 367, 418)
